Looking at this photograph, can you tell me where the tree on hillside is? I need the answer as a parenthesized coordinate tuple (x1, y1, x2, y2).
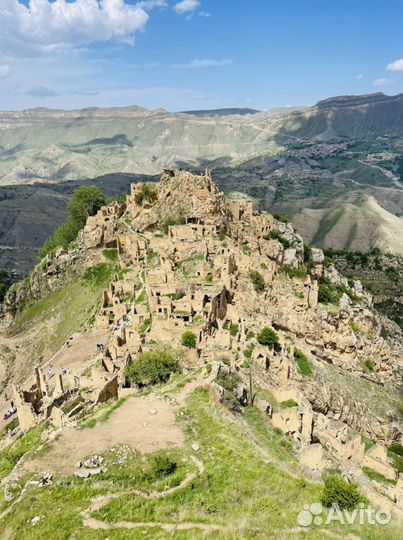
(40, 185, 106, 259)
(68, 186, 107, 228)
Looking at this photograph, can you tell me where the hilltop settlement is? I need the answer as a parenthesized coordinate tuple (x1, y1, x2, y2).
(0, 169, 402, 534)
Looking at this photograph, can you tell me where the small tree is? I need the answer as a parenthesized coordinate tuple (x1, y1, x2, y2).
(181, 331, 197, 349)
(124, 347, 181, 387)
(40, 185, 106, 258)
(68, 186, 106, 227)
(257, 327, 279, 349)
(249, 270, 265, 292)
(134, 184, 158, 206)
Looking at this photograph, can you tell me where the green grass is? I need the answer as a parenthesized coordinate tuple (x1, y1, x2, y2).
(103, 249, 119, 262)
(138, 317, 152, 336)
(82, 263, 114, 288)
(0, 389, 402, 539)
(363, 466, 396, 486)
(280, 399, 299, 409)
(294, 348, 313, 377)
(10, 274, 110, 371)
(0, 423, 47, 480)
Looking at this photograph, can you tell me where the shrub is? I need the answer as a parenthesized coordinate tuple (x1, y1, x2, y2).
(243, 344, 254, 359)
(181, 331, 197, 349)
(124, 347, 181, 387)
(205, 273, 213, 284)
(389, 443, 403, 457)
(364, 358, 376, 372)
(249, 270, 265, 292)
(294, 348, 313, 376)
(218, 228, 227, 241)
(134, 184, 158, 206)
(318, 282, 340, 304)
(148, 453, 177, 479)
(280, 265, 308, 279)
(216, 369, 243, 412)
(321, 474, 364, 509)
(229, 324, 239, 337)
(257, 327, 279, 349)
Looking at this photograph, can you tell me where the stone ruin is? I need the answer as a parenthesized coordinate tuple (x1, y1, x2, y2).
(7, 168, 403, 517)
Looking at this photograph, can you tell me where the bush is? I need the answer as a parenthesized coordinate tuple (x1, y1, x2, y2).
(148, 453, 177, 479)
(124, 347, 181, 387)
(229, 324, 239, 337)
(318, 282, 340, 304)
(257, 327, 279, 349)
(294, 348, 313, 376)
(134, 184, 158, 206)
(249, 270, 265, 292)
(181, 331, 197, 349)
(364, 358, 376, 372)
(321, 474, 364, 509)
(280, 265, 308, 279)
(216, 369, 243, 412)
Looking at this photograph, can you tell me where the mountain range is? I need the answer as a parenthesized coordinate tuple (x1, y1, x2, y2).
(0, 92, 402, 278)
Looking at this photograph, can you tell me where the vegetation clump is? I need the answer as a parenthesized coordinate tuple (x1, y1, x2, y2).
(134, 183, 158, 206)
(147, 452, 178, 479)
(181, 331, 197, 349)
(257, 327, 279, 349)
(263, 229, 292, 249)
(294, 348, 313, 376)
(321, 474, 364, 509)
(249, 270, 265, 292)
(318, 277, 357, 305)
(280, 265, 308, 278)
(124, 347, 181, 387)
(216, 369, 243, 412)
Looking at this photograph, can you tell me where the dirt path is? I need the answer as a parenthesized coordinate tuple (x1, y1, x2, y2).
(81, 456, 225, 532)
(22, 393, 185, 475)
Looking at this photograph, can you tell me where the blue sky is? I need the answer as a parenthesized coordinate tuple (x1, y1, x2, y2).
(0, 0, 402, 111)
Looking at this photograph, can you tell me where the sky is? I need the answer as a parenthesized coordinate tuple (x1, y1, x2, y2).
(0, 0, 402, 111)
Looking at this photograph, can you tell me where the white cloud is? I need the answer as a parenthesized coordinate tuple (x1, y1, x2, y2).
(173, 0, 200, 14)
(199, 11, 211, 17)
(0, 64, 13, 78)
(0, 0, 149, 60)
(174, 58, 233, 68)
(372, 78, 394, 87)
(26, 86, 58, 98)
(386, 58, 403, 72)
(356, 74, 364, 80)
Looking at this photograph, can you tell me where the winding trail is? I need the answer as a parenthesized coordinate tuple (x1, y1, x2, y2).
(81, 455, 225, 532)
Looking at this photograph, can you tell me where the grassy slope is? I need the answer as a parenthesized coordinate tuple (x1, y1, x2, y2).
(0, 388, 401, 540)
(6, 261, 114, 379)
